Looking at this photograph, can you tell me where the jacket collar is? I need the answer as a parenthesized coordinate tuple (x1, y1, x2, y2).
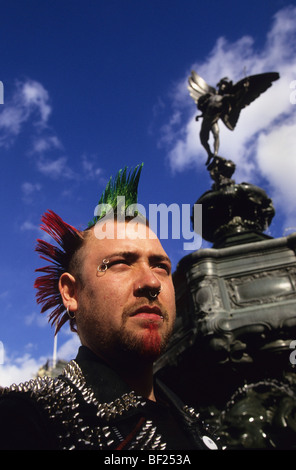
(74, 346, 179, 410)
(75, 346, 133, 403)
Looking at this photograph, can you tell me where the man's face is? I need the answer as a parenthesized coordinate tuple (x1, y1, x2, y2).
(73, 220, 176, 364)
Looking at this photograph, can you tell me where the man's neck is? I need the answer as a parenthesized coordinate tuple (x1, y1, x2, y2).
(104, 352, 156, 401)
(83, 343, 157, 401)
(119, 361, 156, 401)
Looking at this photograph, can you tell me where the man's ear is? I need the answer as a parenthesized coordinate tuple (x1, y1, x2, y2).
(59, 272, 78, 312)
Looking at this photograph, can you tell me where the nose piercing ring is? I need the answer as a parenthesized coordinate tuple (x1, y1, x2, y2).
(149, 291, 159, 299)
(149, 286, 162, 299)
(138, 285, 162, 299)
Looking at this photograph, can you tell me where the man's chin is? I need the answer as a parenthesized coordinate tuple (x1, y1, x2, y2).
(140, 327, 163, 358)
(118, 328, 167, 362)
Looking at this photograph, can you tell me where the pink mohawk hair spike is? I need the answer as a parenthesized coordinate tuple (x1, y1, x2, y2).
(34, 210, 83, 334)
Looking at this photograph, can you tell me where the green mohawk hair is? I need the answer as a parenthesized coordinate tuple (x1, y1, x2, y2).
(88, 163, 144, 227)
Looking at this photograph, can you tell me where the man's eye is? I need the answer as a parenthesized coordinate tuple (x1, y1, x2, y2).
(154, 263, 171, 274)
(97, 259, 130, 275)
(109, 259, 130, 267)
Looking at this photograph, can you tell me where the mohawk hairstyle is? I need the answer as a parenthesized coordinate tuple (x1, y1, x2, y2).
(88, 163, 143, 227)
(34, 164, 144, 334)
(34, 210, 84, 333)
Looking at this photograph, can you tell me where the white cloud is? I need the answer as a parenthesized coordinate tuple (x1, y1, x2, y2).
(21, 181, 42, 203)
(161, 5, 296, 230)
(32, 135, 62, 154)
(36, 153, 105, 181)
(19, 218, 53, 243)
(0, 79, 76, 181)
(0, 353, 46, 387)
(56, 334, 81, 361)
(0, 333, 80, 388)
(36, 155, 75, 179)
(20, 221, 40, 232)
(81, 153, 104, 180)
(0, 79, 107, 183)
(0, 79, 51, 147)
(0, 106, 25, 138)
(24, 312, 49, 328)
(21, 81, 51, 123)
(256, 118, 296, 222)
(21, 181, 41, 195)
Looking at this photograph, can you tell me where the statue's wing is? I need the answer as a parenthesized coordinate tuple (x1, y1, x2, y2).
(188, 71, 216, 104)
(222, 72, 280, 130)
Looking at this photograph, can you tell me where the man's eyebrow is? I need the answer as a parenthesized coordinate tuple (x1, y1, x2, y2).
(106, 251, 139, 260)
(105, 251, 172, 267)
(149, 254, 172, 265)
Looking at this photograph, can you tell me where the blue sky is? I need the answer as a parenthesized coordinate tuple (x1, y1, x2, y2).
(0, 0, 296, 386)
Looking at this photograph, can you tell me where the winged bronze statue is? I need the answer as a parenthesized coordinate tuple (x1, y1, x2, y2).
(188, 71, 279, 165)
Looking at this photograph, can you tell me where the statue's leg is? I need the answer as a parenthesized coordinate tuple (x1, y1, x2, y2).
(212, 122, 220, 156)
(200, 123, 213, 165)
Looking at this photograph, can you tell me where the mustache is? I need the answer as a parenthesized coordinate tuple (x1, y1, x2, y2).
(122, 299, 170, 322)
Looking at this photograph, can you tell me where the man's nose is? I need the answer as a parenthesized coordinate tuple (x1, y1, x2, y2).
(133, 266, 162, 298)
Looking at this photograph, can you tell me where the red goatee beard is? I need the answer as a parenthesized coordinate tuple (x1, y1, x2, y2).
(140, 323, 162, 358)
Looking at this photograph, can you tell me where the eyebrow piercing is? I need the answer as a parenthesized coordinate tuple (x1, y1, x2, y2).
(97, 258, 110, 273)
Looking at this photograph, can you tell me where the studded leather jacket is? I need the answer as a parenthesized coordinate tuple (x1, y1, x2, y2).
(0, 346, 219, 450)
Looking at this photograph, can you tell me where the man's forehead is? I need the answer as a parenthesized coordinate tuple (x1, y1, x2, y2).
(93, 218, 156, 240)
(86, 221, 168, 258)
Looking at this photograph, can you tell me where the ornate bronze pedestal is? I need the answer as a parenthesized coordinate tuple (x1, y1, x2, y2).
(155, 157, 296, 449)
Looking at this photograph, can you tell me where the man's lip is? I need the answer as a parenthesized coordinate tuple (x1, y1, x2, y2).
(131, 306, 163, 317)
